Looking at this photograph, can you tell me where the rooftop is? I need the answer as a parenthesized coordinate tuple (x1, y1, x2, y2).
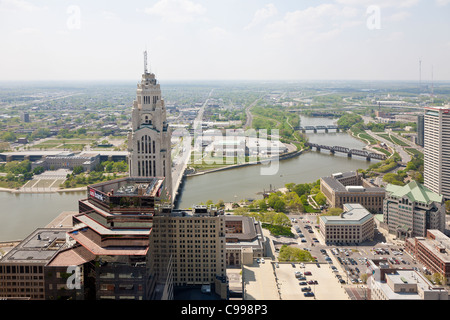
(321, 171, 384, 193)
(385, 181, 443, 204)
(321, 203, 374, 225)
(89, 177, 165, 198)
(0, 228, 71, 265)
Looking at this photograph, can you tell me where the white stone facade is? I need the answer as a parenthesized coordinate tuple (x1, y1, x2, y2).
(128, 59, 172, 200)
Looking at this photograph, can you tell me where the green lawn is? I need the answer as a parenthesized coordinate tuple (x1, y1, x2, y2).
(405, 148, 424, 158)
(358, 133, 378, 145)
(373, 147, 392, 157)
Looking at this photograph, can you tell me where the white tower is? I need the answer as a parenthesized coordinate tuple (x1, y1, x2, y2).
(128, 51, 172, 200)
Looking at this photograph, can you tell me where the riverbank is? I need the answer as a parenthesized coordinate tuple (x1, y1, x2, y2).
(187, 148, 305, 177)
(0, 186, 87, 194)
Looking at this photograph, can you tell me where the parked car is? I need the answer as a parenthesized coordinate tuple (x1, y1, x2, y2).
(301, 287, 311, 292)
(304, 292, 315, 297)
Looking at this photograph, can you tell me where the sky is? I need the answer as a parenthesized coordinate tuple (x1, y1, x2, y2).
(0, 0, 449, 82)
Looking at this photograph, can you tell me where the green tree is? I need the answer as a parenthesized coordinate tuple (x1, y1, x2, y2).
(73, 165, 84, 175)
(273, 212, 290, 226)
(1, 131, 16, 142)
(273, 199, 286, 212)
(314, 192, 327, 206)
(285, 183, 295, 192)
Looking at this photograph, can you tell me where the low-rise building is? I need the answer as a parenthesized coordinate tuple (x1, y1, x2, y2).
(224, 215, 266, 266)
(319, 203, 374, 244)
(320, 171, 385, 213)
(405, 230, 450, 284)
(367, 259, 448, 300)
(32, 152, 101, 172)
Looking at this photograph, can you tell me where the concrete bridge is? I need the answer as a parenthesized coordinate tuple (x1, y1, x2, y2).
(293, 125, 340, 133)
(305, 142, 386, 161)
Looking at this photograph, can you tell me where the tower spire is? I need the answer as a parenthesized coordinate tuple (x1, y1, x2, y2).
(144, 50, 148, 74)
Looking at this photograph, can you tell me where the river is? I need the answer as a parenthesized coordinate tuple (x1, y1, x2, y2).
(0, 116, 374, 242)
(177, 116, 373, 208)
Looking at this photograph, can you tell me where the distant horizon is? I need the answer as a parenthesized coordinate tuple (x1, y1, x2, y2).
(1, 1, 449, 82)
(0, 78, 449, 84)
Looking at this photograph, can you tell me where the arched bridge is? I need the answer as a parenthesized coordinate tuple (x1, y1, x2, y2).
(305, 142, 386, 161)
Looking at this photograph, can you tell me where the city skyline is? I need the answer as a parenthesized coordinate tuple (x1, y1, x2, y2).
(0, 0, 449, 82)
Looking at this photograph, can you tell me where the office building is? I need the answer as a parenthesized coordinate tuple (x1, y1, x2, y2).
(383, 181, 446, 239)
(127, 51, 173, 200)
(319, 203, 375, 244)
(405, 230, 450, 285)
(424, 105, 450, 199)
(416, 114, 424, 147)
(320, 171, 385, 213)
(149, 205, 228, 298)
(0, 228, 76, 300)
(70, 177, 171, 300)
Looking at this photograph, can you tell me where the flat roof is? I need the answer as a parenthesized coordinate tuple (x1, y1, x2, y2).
(321, 204, 373, 225)
(90, 177, 164, 197)
(0, 228, 71, 265)
(321, 174, 385, 193)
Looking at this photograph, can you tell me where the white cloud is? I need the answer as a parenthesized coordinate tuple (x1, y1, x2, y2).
(0, 0, 43, 12)
(244, 3, 278, 30)
(388, 11, 411, 22)
(335, 0, 420, 8)
(207, 27, 230, 39)
(265, 4, 360, 41)
(14, 27, 41, 35)
(436, 0, 450, 6)
(101, 11, 119, 21)
(144, 0, 206, 23)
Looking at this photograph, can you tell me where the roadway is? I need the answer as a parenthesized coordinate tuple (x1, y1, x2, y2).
(366, 130, 411, 164)
(171, 89, 214, 202)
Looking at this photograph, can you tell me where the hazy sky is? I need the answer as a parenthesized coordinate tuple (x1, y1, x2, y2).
(0, 0, 449, 81)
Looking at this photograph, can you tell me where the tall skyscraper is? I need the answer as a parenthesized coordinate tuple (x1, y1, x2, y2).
(416, 114, 424, 147)
(128, 51, 173, 200)
(424, 105, 450, 199)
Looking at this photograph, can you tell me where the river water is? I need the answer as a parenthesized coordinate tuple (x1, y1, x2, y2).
(177, 116, 372, 208)
(0, 116, 374, 241)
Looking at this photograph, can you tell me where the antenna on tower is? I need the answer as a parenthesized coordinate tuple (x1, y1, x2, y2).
(431, 65, 434, 103)
(419, 58, 422, 94)
(144, 50, 148, 74)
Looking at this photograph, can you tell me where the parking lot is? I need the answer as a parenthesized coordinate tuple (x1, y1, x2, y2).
(263, 213, 429, 297)
(274, 261, 350, 300)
